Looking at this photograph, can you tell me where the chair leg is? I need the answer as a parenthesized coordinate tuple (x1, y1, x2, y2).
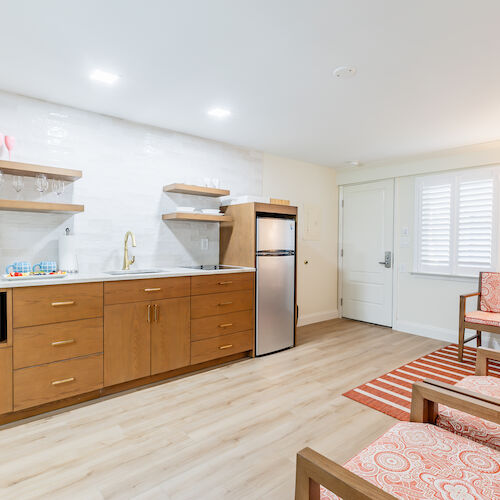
(458, 323, 465, 362)
(477, 330, 482, 347)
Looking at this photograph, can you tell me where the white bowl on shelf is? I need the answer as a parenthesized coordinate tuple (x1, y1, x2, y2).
(201, 209, 222, 215)
(175, 206, 196, 213)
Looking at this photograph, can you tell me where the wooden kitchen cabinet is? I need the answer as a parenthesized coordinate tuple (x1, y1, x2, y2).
(0, 348, 13, 414)
(151, 297, 190, 375)
(104, 302, 151, 386)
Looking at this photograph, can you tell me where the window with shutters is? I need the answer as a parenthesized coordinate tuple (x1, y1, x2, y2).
(415, 168, 498, 276)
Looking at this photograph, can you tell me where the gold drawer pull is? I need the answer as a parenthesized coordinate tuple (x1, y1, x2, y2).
(218, 344, 233, 350)
(147, 304, 151, 323)
(144, 288, 162, 292)
(218, 281, 233, 285)
(51, 301, 75, 307)
(219, 323, 233, 328)
(219, 301, 233, 306)
(51, 339, 75, 346)
(51, 377, 75, 386)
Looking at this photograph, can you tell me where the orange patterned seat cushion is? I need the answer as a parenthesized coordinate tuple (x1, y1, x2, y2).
(436, 376, 500, 451)
(480, 272, 500, 312)
(465, 310, 500, 327)
(320, 422, 500, 500)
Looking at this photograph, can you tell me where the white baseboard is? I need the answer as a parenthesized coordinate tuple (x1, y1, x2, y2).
(298, 309, 339, 327)
(393, 320, 457, 343)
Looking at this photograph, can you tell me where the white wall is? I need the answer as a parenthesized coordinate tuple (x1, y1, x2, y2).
(262, 154, 338, 325)
(0, 91, 263, 273)
(337, 143, 500, 348)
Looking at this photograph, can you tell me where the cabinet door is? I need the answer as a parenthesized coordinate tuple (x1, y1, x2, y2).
(104, 302, 151, 386)
(0, 348, 12, 414)
(151, 297, 190, 375)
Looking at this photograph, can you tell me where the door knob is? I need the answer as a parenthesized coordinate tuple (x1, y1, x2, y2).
(378, 251, 392, 268)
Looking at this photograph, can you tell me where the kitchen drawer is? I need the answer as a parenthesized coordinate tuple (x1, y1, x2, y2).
(191, 330, 253, 365)
(13, 318, 103, 369)
(14, 353, 103, 411)
(191, 290, 254, 319)
(0, 348, 12, 414)
(104, 277, 190, 305)
(191, 310, 254, 341)
(13, 283, 103, 328)
(191, 272, 254, 296)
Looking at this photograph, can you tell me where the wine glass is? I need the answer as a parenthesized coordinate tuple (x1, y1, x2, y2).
(12, 175, 24, 192)
(52, 178, 65, 196)
(4, 136, 15, 160)
(35, 173, 49, 193)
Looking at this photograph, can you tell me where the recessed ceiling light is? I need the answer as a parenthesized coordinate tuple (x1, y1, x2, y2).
(207, 107, 231, 119)
(346, 160, 362, 167)
(90, 69, 119, 85)
(333, 66, 357, 79)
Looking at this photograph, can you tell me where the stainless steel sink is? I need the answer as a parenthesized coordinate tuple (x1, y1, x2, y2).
(105, 268, 165, 276)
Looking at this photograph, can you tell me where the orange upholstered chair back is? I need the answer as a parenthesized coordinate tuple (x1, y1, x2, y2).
(480, 272, 500, 312)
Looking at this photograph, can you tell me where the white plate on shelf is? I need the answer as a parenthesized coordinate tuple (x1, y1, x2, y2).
(201, 209, 222, 215)
(2, 273, 68, 281)
(175, 206, 196, 213)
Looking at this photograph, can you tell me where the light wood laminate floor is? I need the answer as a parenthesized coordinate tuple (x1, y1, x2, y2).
(0, 319, 446, 500)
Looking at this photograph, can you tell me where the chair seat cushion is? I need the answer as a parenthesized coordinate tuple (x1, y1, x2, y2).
(465, 310, 500, 327)
(436, 376, 500, 450)
(320, 422, 500, 500)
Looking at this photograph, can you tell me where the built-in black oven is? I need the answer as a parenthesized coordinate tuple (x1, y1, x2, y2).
(0, 291, 7, 343)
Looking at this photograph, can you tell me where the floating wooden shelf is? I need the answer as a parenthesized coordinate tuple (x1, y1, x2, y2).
(0, 160, 82, 181)
(162, 212, 232, 222)
(0, 199, 84, 214)
(163, 183, 230, 197)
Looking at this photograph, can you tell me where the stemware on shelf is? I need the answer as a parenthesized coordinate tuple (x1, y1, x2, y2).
(12, 175, 24, 192)
(52, 178, 65, 196)
(4, 136, 15, 160)
(35, 173, 49, 193)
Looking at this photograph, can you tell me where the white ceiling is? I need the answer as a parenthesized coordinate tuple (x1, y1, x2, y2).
(2, 1, 500, 168)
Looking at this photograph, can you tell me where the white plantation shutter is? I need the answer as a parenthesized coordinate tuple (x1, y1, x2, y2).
(415, 168, 498, 276)
(457, 177, 494, 272)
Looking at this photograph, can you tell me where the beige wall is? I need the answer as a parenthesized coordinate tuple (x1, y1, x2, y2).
(262, 154, 338, 325)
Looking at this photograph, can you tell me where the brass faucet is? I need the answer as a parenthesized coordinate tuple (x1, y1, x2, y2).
(122, 231, 136, 270)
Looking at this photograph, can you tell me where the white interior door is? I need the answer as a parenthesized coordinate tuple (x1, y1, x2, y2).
(341, 179, 394, 326)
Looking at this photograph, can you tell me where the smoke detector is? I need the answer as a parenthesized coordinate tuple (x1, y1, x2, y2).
(346, 160, 362, 167)
(333, 66, 357, 79)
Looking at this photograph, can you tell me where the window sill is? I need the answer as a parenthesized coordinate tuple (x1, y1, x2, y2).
(410, 271, 478, 282)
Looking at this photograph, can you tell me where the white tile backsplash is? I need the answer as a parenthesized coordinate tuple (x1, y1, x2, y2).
(0, 91, 263, 273)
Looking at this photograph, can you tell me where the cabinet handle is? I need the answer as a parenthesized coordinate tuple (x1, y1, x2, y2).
(147, 304, 151, 323)
(51, 339, 75, 346)
(219, 323, 233, 328)
(218, 344, 233, 350)
(219, 301, 233, 306)
(154, 304, 159, 322)
(51, 377, 75, 386)
(218, 281, 233, 285)
(144, 288, 161, 292)
(51, 301, 75, 307)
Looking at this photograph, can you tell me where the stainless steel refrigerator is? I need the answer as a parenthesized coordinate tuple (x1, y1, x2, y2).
(256, 216, 296, 356)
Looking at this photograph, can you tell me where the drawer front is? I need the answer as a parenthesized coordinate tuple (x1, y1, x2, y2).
(0, 348, 12, 414)
(14, 353, 103, 411)
(13, 318, 103, 370)
(191, 290, 254, 319)
(104, 277, 190, 305)
(191, 331, 253, 365)
(191, 272, 254, 296)
(191, 310, 254, 341)
(13, 283, 103, 328)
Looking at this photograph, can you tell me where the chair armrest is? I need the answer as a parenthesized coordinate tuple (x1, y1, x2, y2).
(476, 347, 500, 375)
(460, 292, 480, 299)
(410, 379, 500, 425)
(295, 447, 397, 500)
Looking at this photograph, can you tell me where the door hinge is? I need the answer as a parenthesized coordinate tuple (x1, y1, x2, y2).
(340, 298, 343, 306)
(341, 248, 343, 257)
(341, 199, 344, 208)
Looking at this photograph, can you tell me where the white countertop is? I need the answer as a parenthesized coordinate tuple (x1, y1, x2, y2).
(0, 266, 255, 288)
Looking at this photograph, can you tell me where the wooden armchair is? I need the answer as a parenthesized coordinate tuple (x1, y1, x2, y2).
(458, 271, 500, 362)
(295, 382, 500, 500)
(476, 346, 500, 375)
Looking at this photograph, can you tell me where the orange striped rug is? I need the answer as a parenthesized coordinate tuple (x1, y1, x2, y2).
(343, 344, 500, 421)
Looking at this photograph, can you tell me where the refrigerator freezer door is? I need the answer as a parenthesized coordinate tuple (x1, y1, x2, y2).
(257, 217, 295, 252)
(256, 254, 295, 355)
